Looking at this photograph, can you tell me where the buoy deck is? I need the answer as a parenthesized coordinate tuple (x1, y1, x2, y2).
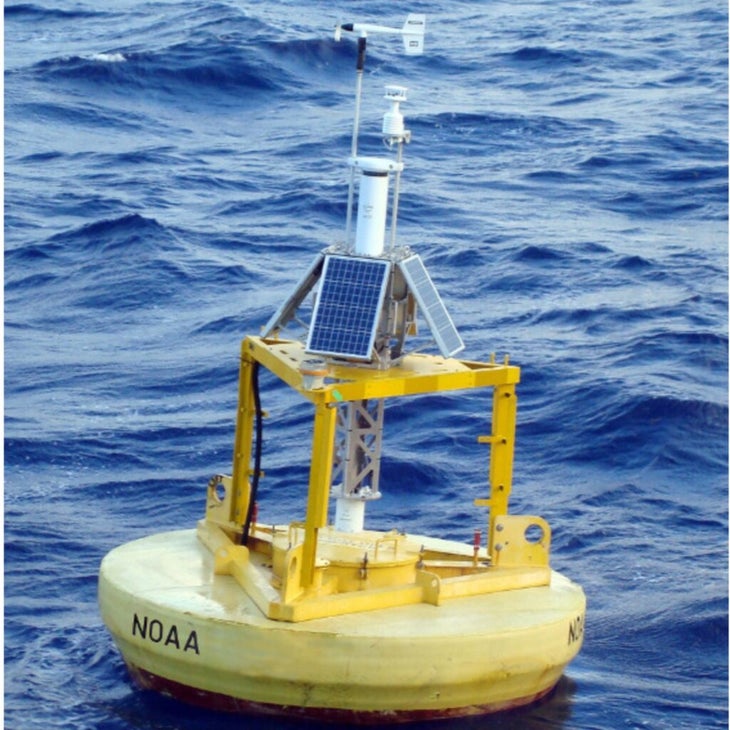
(99, 529, 585, 722)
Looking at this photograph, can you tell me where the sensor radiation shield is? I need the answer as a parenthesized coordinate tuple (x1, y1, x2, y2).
(349, 156, 404, 256)
(383, 85, 408, 138)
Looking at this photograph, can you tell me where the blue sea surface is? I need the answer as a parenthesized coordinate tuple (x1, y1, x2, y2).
(4, 1, 728, 729)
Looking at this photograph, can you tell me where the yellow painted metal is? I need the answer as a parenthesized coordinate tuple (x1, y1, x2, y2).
(301, 400, 337, 588)
(203, 474, 236, 529)
(99, 529, 586, 716)
(474, 380, 518, 553)
(243, 336, 520, 403)
(198, 517, 552, 623)
(273, 528, 416, 593)
(204, 335, 539, 622)
(491, 514, 551, 567)
(486, 382, 518, 555)
(230, 343, 256, 528)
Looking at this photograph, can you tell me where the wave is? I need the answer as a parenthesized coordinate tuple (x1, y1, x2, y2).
(10, 98, 147, 132)
(504, 46, 589, 67)
(512, 243, 570, 262)
(23, 32, 357, 106)
(31, 46, 286, 97)
(563, 391, 727, 469)
(418, 110, 587, 146)
(4, 3, 106, 20)
(610, 253, 653, 270)
(617, 192, 721, 223)
(5, 213, 169, 264)
(5, 214, 259, 322)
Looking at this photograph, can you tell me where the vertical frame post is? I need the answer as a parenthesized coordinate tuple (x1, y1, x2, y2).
(301, 399, 338, 587)
(230, 342, 256, 531)
(487, 383, 517, 554)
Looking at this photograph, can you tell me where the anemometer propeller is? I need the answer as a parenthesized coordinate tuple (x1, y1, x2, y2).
(335, 14, 426, 56)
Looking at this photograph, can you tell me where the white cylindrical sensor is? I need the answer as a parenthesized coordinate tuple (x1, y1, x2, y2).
(350, 156, 402, 257)
(355, 168, 389, 256)
(334, 497, 366, 532)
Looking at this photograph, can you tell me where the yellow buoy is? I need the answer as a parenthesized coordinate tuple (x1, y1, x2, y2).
(99, 338, 586, 721)
(98, 15, 585, 722)
(100, 528, 584, 721)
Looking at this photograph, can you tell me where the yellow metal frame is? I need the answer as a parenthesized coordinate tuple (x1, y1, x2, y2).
(199, 335, 551, 622)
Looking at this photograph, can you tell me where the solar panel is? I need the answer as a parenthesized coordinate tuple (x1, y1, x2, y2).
(398, 254, 464, 357)
(306, 255, 391, 360)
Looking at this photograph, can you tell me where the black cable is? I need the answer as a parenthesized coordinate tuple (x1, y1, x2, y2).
(356, 36, 367, 71)
(241, 360, 262, 546)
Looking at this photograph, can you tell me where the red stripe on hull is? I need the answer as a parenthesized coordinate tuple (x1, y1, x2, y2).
(125, 662, 556, 725)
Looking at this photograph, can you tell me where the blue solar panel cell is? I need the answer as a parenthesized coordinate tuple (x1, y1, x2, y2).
(398, 254, 464, 357)
(306, 256, 391, 360)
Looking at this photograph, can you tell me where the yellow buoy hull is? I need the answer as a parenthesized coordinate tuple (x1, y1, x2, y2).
(99, 529, 585, 722)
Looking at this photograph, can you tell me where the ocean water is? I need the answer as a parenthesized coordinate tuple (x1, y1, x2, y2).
(4, 1, 728, 729)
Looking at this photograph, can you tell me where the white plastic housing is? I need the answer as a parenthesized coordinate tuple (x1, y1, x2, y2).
(383, 85, 407, 137)
(383, 106, 404, 136)
(356, 171, 388, 256)
(334, 497, 365, 532)
(350, 156, 402, 256)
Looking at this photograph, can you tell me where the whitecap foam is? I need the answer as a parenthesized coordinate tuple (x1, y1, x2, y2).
(90, 52, 126, 63)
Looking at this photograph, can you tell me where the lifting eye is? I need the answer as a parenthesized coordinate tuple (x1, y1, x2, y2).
(208, 475, 227, 504)
(214, 482, 227, 503)
(524, 523, 544, 545)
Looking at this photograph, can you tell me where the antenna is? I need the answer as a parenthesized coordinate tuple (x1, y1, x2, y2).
(334, 14, 426, 247)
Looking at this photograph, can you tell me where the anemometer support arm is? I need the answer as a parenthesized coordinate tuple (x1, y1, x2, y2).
(356, 36, 367, 71)
(337, 24, 367, 70)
